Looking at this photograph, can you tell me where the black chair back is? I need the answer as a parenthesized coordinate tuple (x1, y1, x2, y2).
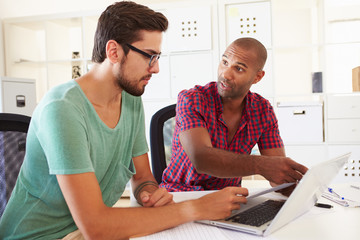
(0, 113, 31, 217)
(150, 104, 176, 184)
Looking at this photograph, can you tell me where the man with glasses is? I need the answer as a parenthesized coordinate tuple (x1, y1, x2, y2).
(126, 43, 161, 67)
(0, 1, 249, 239)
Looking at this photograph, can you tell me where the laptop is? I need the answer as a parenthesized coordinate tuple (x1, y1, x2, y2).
(197, 152, 351, 236)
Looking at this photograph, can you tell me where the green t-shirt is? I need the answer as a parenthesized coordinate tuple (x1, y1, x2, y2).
(0, 80, 148, 239)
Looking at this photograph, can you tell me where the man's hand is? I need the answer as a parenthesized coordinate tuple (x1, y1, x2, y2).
(193, 187, 248, 220)
(140, 187, 174, 207)
(270, 181, 298, 197)
(259, 156, 308, 185)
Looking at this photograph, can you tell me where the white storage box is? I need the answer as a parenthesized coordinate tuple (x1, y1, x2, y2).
(276, 101, 324, 144)
(0, 76, 37, 116)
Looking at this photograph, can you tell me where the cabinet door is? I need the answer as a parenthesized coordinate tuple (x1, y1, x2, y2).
(170, 53, 214, 98)
(328, 119, 360, 143)
(327, 95, 360, 119)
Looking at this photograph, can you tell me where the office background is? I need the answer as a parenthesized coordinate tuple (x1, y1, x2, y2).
(0, 0, 359, 183)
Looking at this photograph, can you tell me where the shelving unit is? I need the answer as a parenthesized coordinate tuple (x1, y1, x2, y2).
(323, 0, 360, 94)
(3, 12, 99, 102)
(2, 0, 359, 181)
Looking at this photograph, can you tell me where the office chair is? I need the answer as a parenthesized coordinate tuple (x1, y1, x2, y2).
(150, 104, 176, 184)
(0, 113, 31, 217)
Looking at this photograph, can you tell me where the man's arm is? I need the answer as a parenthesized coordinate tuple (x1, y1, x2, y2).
(259, 148, 298, 196)
(179, 127, 308, 185)
(57, 171, 248, 239)
(131, 153, 173, 207)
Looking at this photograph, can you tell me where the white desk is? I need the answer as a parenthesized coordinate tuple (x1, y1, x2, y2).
(131, 182, 360, 240)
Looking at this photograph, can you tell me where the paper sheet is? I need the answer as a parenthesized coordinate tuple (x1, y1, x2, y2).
(247, 182, 295, 199)
(131, 222, 229, 240)
(131, 221, 279, 240)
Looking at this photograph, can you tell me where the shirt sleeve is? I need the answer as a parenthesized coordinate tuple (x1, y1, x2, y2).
(176, 90, 207, 133)
(36, 100, 94, 175)
(257, 104, 284, 149)
(131, 98, 149, 158)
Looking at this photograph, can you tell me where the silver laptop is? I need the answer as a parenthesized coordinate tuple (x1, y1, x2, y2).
(197, 152, 351, 236)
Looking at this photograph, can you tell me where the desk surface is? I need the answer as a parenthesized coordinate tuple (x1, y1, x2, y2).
(131, 181, 360, 240)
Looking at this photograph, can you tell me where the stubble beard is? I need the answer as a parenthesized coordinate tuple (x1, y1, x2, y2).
(116, 58, 147, 97)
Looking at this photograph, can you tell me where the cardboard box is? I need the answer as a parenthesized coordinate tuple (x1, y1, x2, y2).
(353, 66, 360, 92)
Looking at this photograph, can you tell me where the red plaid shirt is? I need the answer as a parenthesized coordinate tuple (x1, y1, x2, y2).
(160, 82, 283, 191)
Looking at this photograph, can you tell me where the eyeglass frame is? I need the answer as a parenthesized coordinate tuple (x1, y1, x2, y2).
(126, 43, 161, 67)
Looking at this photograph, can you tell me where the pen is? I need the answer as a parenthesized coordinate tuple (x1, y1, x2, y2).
(351, 185, 360, 190)
(328, 187, 344, 200)
(315, 203, 333, 209)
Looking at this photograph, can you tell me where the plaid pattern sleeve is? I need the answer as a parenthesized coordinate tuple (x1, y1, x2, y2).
(160, 83, 284, 192)
(176, 89, 207, 132)
(257, 103, 284, 149)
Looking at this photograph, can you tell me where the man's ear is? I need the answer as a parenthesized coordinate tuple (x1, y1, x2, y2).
(253, 70, 265, 84)
(106, 40, 123, 64)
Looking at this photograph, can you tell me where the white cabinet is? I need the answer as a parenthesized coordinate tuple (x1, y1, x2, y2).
(327, 94, 360, 144)
(276, 101, 324, 144)
(327, 94, 360, 183)
(0, 76, 37, 116)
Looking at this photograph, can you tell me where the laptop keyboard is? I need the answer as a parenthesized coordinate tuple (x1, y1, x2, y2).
(225, 200, 285, 227)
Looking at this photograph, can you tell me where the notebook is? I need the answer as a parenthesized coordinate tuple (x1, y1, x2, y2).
(196, 152, 351, 236)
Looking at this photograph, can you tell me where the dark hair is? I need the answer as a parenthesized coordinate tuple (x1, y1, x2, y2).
(92, 1, 168, 63)
(232, 37, 267, 70)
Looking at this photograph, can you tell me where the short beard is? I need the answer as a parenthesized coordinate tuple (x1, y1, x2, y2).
(116, 75, 145, 97)
(115, 57, 145, 97)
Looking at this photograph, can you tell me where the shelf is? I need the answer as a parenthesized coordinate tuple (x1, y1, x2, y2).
(2, 1, 360, 160)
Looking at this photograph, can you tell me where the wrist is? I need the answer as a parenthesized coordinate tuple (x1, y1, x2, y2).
(134, 181, 158, 203)
(180, 200, 201, 222)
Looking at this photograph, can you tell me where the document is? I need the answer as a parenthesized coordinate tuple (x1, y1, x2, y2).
(247, 182, 295, 199)
(131, 222, 277, 240)
(131, 222, 228, 240)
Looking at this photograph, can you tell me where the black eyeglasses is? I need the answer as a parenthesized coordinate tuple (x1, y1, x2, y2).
(126, 43, 161, 67)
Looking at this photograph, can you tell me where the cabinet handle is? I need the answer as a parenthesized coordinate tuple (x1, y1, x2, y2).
(16, 95, 26, 107)
(293, 110, 306, 115)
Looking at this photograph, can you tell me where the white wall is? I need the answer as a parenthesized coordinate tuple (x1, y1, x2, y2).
(0, 0, 180, 76)
(0, 0, 182, 18)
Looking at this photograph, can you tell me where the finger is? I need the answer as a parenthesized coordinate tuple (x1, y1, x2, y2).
(153, 195, 174, 207)
(139, 191, 151, 204)
(231, 203, 242, 211)
(234, 195, 247, 204)
(148, 188, 168, 202)
(232, 187, 249, 197)
(292, 170, 304, 181)
(278, 184, 296, 196)
(291, 162, 308, 175)
(145, 189, 173, 207)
